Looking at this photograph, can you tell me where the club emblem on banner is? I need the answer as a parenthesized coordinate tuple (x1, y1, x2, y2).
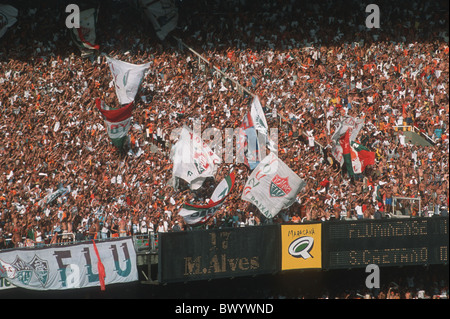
(270, 175, 292, 197)
(0, 255, 49, 287)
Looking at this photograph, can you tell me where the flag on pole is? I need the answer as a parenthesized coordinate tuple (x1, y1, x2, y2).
(238, 96, 276, 170)
(179, 172, 235, 225)
(139, 0, 178, 41)
(242, 152, 306, 219)
(237, 112, 260, 170)
(170, 126, 222, 190)
(106, 56, 151, 105)
(0, 4, 18, 39)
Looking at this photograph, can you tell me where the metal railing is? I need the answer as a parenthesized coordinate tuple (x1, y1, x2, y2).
(394, 125, 436, 145)
(133, 231, 158, 253)
(388, 196, 422, 218)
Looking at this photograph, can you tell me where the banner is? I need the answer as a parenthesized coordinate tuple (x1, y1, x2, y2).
(242, 152, 306, 219)
(171, 126, 222, 190)
(0, 238, 138, 291)
(179, 172, 235, 225)
(0, 277, 15, 290)
(70, 8, 99, 54)
(106, 56, 151, 105)
(95, 98, 134, 148)
(281, 224, 322, 270)
(139, 0, 178, 40)
(0, 4, 18, 39)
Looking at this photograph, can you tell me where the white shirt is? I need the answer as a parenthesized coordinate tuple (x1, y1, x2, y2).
(355, 205, 363, 217)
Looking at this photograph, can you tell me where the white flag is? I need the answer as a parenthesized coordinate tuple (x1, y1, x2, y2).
(139, 0, 178, 40)
(106, 57, 151, 105)
(250, 96, 277, 153)
(331, 115, 364, 144)
(0, 4, 18, 39)
(242, 152, 306, 219)
(170, 126, 222, 190)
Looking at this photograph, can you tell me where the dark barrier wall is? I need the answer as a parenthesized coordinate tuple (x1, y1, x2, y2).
(322, 217, 449, 269)
(158, 225, 280, 283)
(158, 218, 448, 283)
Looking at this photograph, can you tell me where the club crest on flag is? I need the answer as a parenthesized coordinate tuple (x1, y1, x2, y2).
(270, 175, 292, 197)
(193, 152, 209, 174)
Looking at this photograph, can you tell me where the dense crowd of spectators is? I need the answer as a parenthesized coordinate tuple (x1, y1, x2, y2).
(0, 0, 448, 249)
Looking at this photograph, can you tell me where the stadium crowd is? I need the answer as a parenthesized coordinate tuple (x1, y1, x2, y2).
(0, 0, 448, 249)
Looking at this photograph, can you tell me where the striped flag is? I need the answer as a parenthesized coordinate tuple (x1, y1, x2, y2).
(179, 172, 235, 225)
(71, 8, 99, 55)
(95, 99, 134, 148)
(340, 130, 375, 176)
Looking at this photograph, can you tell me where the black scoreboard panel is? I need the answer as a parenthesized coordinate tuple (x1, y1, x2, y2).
(158, 225, 280, 283)
(322, 217, 448, 269)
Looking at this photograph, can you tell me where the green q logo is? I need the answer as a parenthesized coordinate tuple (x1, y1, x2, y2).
(288, 236, 314, 259)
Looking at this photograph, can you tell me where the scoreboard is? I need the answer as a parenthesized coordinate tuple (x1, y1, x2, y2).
(322, 217, 448, 269)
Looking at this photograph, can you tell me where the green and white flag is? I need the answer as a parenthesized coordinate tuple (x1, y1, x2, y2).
(95, 98, 134, 148)
(170, 126, 222, 190)
(242, 152, 306, 219)
(179, 172, 235, 225)
(250, 96, 277, 152)
(340, 130, 375, 176)
(70, 8, 99, 55)
(106, 56, 151, 105)
(331, 115, 364, 166)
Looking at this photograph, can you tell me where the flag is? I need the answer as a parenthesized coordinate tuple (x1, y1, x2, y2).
(242, 152, 306, 219)
(179, 172, 235, 225)
(95, 98, 134, 148)
(237, 96, 276, 170)
(170, 126, 222, 190)
(70, 8, 99, 55)
(0, 4, 17, 39)
(38, 183, 69, 207)
(106, 56, 151, 105)
(139, 0, 178, 41)
(340, 130, 375, 176)
(331, 116, 364, 166)
(331, 115, 364, 144)
(237, 112, 260, 169)
(250, 96, 277, 152)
